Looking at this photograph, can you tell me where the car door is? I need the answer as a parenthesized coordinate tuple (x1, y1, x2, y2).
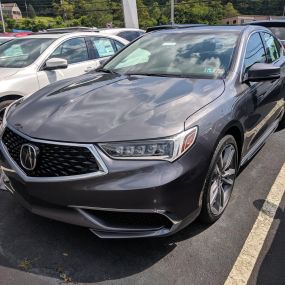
(241, 32, 283, 153)
(37, 37, 97, 89)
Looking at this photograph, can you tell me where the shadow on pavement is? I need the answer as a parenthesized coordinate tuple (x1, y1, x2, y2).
(252, 198, 285, 285)
(0, 191, 209, 283)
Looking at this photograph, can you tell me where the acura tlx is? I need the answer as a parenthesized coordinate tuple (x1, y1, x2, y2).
(0, 25, 284, 238)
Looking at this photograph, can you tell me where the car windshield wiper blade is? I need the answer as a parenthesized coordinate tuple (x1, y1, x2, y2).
(97, 68, 118, 74)
(125, 73, 185, 77)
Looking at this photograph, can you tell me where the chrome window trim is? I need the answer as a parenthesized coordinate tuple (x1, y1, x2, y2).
(0, 124, 108, 182)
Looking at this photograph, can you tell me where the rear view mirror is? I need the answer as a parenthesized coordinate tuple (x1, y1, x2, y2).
(245, 63, 280, 82)
(45, 58, 68, 70)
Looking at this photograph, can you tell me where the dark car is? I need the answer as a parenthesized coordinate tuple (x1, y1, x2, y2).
(0, 25, 285, 238)
(146, 24, 206, 33)
(247, 20, 285, 46)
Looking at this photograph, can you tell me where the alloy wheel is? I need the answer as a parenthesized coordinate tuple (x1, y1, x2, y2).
(209, 144, 237, 216)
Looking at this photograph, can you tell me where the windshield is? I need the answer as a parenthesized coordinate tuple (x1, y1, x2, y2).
(104, 32, 239, 79)
(268, 27, 285, 40)
(0, 38, 54, 68)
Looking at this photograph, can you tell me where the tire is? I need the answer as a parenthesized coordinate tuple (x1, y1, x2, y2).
(0, 100, 15, 124)
(200, 135, 238, 224)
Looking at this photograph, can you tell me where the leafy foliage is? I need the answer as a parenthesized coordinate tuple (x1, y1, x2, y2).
(1, 0, 285, 31)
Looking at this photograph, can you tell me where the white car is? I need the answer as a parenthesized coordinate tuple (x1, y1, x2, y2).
(98, 28, 145, 42)
(0, 32, 128, 112)
(0, 37, 14, 45)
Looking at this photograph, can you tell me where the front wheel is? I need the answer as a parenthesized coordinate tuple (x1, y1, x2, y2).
(200, 135, 238, 223)
(0, 100, 15, 124)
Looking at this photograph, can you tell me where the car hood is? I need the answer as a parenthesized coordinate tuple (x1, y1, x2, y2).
(7, 73, 225, 143)
(0, 68, 20, 80)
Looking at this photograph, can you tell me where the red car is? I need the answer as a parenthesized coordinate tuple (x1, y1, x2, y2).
(0, 32, 32, 37)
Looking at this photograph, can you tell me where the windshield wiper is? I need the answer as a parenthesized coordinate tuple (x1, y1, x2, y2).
(125, 73, 185, 78)
(97, 68, 118, 75)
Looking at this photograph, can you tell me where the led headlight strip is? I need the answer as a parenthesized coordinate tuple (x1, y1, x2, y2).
(99, 126, 198, 162)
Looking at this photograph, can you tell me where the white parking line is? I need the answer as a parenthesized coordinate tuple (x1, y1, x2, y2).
(224, 163, 285, 285)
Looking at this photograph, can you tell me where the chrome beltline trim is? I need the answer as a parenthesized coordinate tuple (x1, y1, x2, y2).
(0, 124, 108, 182)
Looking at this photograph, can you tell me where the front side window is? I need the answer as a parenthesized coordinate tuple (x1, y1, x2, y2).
(104, 32, 239, 79)
(263, 32, 281, 63)
(244, 33, 266, 72)
(0, 38, 54, 68)
(90, 37, 116, 58)
(49, 38, 89, 64)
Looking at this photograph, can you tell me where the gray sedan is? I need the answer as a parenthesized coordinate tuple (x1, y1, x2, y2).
(0, 25, 284, 238)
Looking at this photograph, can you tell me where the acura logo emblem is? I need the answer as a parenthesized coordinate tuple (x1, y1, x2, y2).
(20, 144, 39, 171)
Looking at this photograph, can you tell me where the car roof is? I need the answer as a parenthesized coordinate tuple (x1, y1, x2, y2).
(99, 28, 144, 33)
(17, 32, 128, 42)
(146, 24, 206, 33)
(246, 20, 285, 27)
(149, 25, 251, 35)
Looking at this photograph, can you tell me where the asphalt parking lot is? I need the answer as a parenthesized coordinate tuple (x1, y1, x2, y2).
(0, 130, 284, 285)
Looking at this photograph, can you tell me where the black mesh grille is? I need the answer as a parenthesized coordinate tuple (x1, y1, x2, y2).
(86, 209, 173, 229)
(2, 128, 99, 177)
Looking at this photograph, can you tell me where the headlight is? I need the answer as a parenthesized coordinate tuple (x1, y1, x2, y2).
(99, 127, 198, 162)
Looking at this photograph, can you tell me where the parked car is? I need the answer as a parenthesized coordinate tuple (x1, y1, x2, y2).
(0, 32, 128, 113)
(0, 32, 32, 37)
(46, 27, 98, 33)
(1, 25, 285, 238)
(45, 27, 98, 34)
(98, 28, 145, 41)
(246, 20, 285, 46)
(46, 27, 144, 42)
(0, 37, 13, 45)
(146, 24, 206, 33)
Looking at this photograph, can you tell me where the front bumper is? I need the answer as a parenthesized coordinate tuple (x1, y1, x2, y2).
(0, 127, 210, 238)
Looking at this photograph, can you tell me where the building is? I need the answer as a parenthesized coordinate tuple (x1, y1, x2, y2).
(223, 15, 285, 25)
(1, 3, 22, 20)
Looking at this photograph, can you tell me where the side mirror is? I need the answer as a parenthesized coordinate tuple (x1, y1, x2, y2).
(245, 63, 280, 82)
(45, 58, 68, 70)
(99, 58, 109, 67)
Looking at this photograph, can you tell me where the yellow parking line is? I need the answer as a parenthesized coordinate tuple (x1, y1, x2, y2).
(224, 163, 285, 285)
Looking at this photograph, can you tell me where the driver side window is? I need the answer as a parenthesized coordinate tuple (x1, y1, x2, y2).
(49, 37, 89, 64)
(263, 32, 281, 63)
(244, 33, 266, 73)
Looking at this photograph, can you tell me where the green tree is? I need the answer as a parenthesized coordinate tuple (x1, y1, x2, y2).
(53, 0, 74, 20)
(28, 4, 36, 18)
(223, 2, 239, 18)
(5, 18, 16, 31)
(137, 0, 156, 28)
(150, 2, 161, 26)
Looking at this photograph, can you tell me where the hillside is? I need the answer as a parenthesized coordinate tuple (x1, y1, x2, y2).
(1, 0, 285, 31)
